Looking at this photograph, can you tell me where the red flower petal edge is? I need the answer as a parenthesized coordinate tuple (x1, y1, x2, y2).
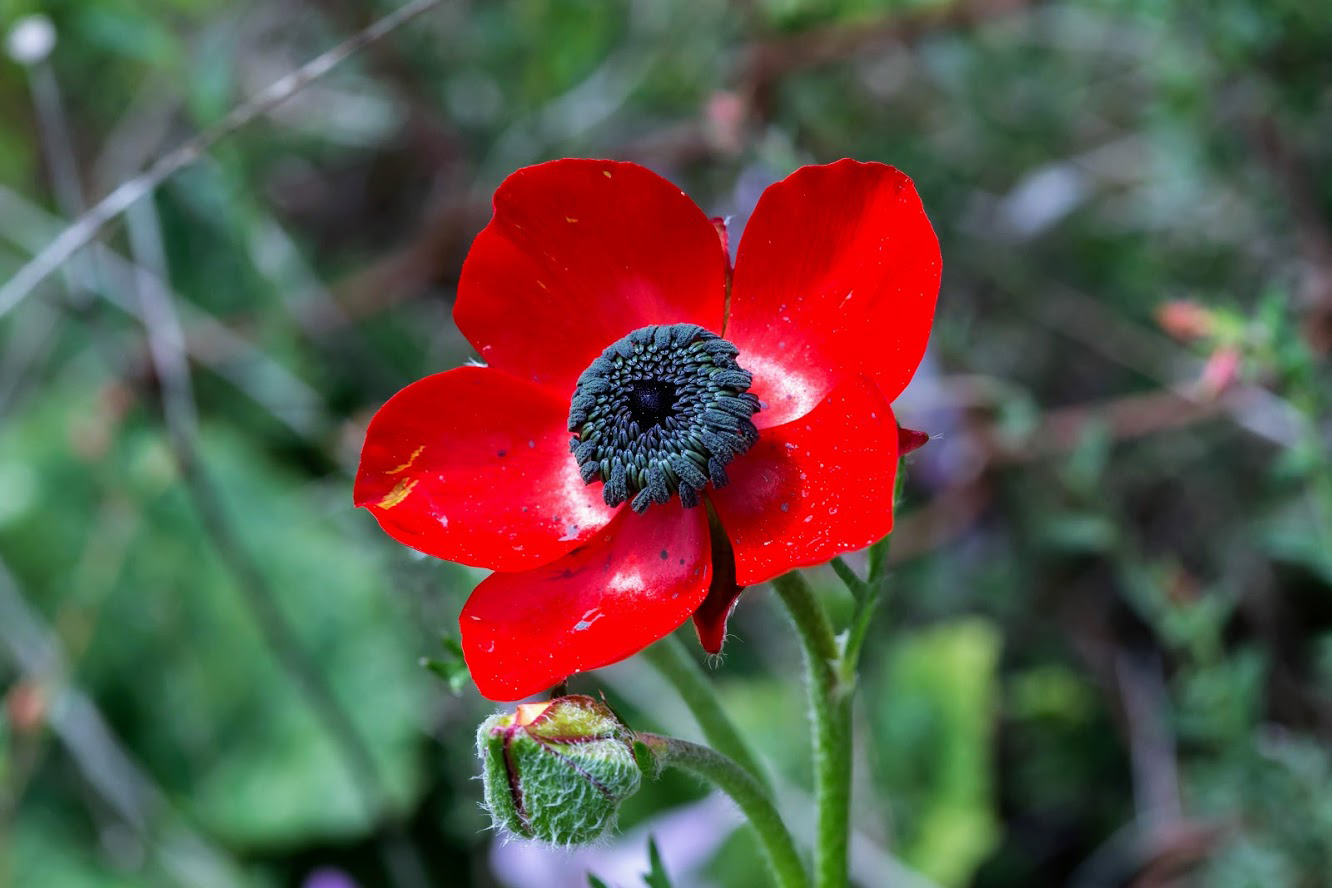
(354, 366, 616, 571)
(727, 160, 941, 428)
(356, 158, 940, 694)
(898, 425, 930, 455)
(454, 159, 728, 399)
(691, 510, 744, 655)
(709, 376, 900, 587)
(460, 501, 712, 701)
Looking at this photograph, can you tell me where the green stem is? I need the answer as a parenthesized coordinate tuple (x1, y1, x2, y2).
(638, 733, 808, 888)
(771, 572, 850, 888)
(829, 556, 865, 598)
(842, 536, 893, 684)
(642, 634, 771, 792)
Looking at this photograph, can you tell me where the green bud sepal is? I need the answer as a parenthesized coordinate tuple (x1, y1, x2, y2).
(477, 695, 643, 846)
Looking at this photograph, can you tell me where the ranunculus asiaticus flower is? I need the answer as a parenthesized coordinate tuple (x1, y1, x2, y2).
(355, 159, 940, 701)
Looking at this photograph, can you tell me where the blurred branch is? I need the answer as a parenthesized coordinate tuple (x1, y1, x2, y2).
(124, 200, 428, 888)
(483, 3, 674, 178)
(1115, 651, 1181, 826)
(0, 559, 248, 888)
(1069, 819, 1224, 888)
(621, 0, 1036, 166)
(738, 0, 1034, 113)
(1030, 280, 1303, 449)
(889, 381, 1288, 561)
(0, 185, 326, 438)
(0, 0, 444, 320)
(1250, 114, 1332, 354)
(1074, 646, 1217, 888)
(301, 197, 489, 333)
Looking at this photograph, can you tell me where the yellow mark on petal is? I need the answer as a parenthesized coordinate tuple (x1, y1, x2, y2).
(565, 216, 578, 223)
(602, 170, 612, 178)
(386, 445, 425, 475)
(378, 478, 418, 509)
(537, 280, 548, 290)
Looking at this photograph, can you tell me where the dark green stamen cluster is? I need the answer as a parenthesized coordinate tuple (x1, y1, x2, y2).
(568, 324, 761, 512)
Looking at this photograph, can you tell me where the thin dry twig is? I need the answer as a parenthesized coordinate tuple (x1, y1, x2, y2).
(889, 381, 1286, 561)
(123, 197, 429, 888)
(0, 184, 325, 436)
(0, 0, 443, 320)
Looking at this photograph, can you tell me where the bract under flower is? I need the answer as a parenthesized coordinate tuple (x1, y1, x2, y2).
(356, 158, 940, 700)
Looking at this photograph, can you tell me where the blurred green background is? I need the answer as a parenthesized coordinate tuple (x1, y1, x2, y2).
(2, 0, 1331, 885)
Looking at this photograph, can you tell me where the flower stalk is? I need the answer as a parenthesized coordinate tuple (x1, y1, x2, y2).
(777, 467, 901, 887)
(840, 534, 893, 687)
(771, 571, 852, 888)
(641, 633, 771, 792)
(637, 733, 808, 888)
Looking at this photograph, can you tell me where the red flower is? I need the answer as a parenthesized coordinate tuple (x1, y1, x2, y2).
(355, 159, 940, 701)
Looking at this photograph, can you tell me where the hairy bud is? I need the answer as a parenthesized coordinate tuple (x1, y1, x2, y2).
(476, 695, 641, 845)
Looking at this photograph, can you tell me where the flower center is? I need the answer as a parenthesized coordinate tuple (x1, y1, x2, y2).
(568, 324, 761, 512)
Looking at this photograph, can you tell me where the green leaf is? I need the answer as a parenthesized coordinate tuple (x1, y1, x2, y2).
(643, 836, 675, 888)
(421, 636, 470, 694)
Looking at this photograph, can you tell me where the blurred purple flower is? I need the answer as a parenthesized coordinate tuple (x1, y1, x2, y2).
(302, 867, 359, 888)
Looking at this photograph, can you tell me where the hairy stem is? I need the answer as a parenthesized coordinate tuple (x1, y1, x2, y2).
(841, 535, 892, 684)
(771, 572, 849, 888)
(641, 633, 770, 791)
(638, 733, 808, 888)
(830, 556, 866, 599)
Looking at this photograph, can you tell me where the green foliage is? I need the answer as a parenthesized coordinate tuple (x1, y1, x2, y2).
(420, 635, 470, 694)
(0, 373, 430, 849)
(642, 837, 675, 888)
(9, 812, 155, 888)
(869, 619, 1001, 887)
(2, 0, 1331, 884)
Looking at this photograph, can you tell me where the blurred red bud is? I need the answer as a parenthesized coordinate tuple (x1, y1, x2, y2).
(1198, 344, 1241, 397)
(5, 681, 47, 735)
(1156, 300, 1217, 341)
(704, 91, 746, 153)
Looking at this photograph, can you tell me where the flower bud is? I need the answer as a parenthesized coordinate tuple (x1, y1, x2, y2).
(1156, 300, 1217, 342)
(476, 695, 641, 845)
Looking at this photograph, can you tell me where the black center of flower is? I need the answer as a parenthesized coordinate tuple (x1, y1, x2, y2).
(625, 380, 678, 427)
(568, 324, 761, 513)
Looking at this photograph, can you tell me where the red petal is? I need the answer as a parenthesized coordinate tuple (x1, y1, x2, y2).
(354, 366, 616, 571)
(709, 215, 731, 260)
(897, 425, 930, 455)
(460, 503, 712, 701)
(727, 160, 941, 428)
(454, 159, 728, 397)
(691, 516, 744, 655)
(709, 378, 899, 587)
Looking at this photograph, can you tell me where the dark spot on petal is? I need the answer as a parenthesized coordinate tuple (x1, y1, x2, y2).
(660, 549, 669, 560)
(497, 450, 507, 458)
